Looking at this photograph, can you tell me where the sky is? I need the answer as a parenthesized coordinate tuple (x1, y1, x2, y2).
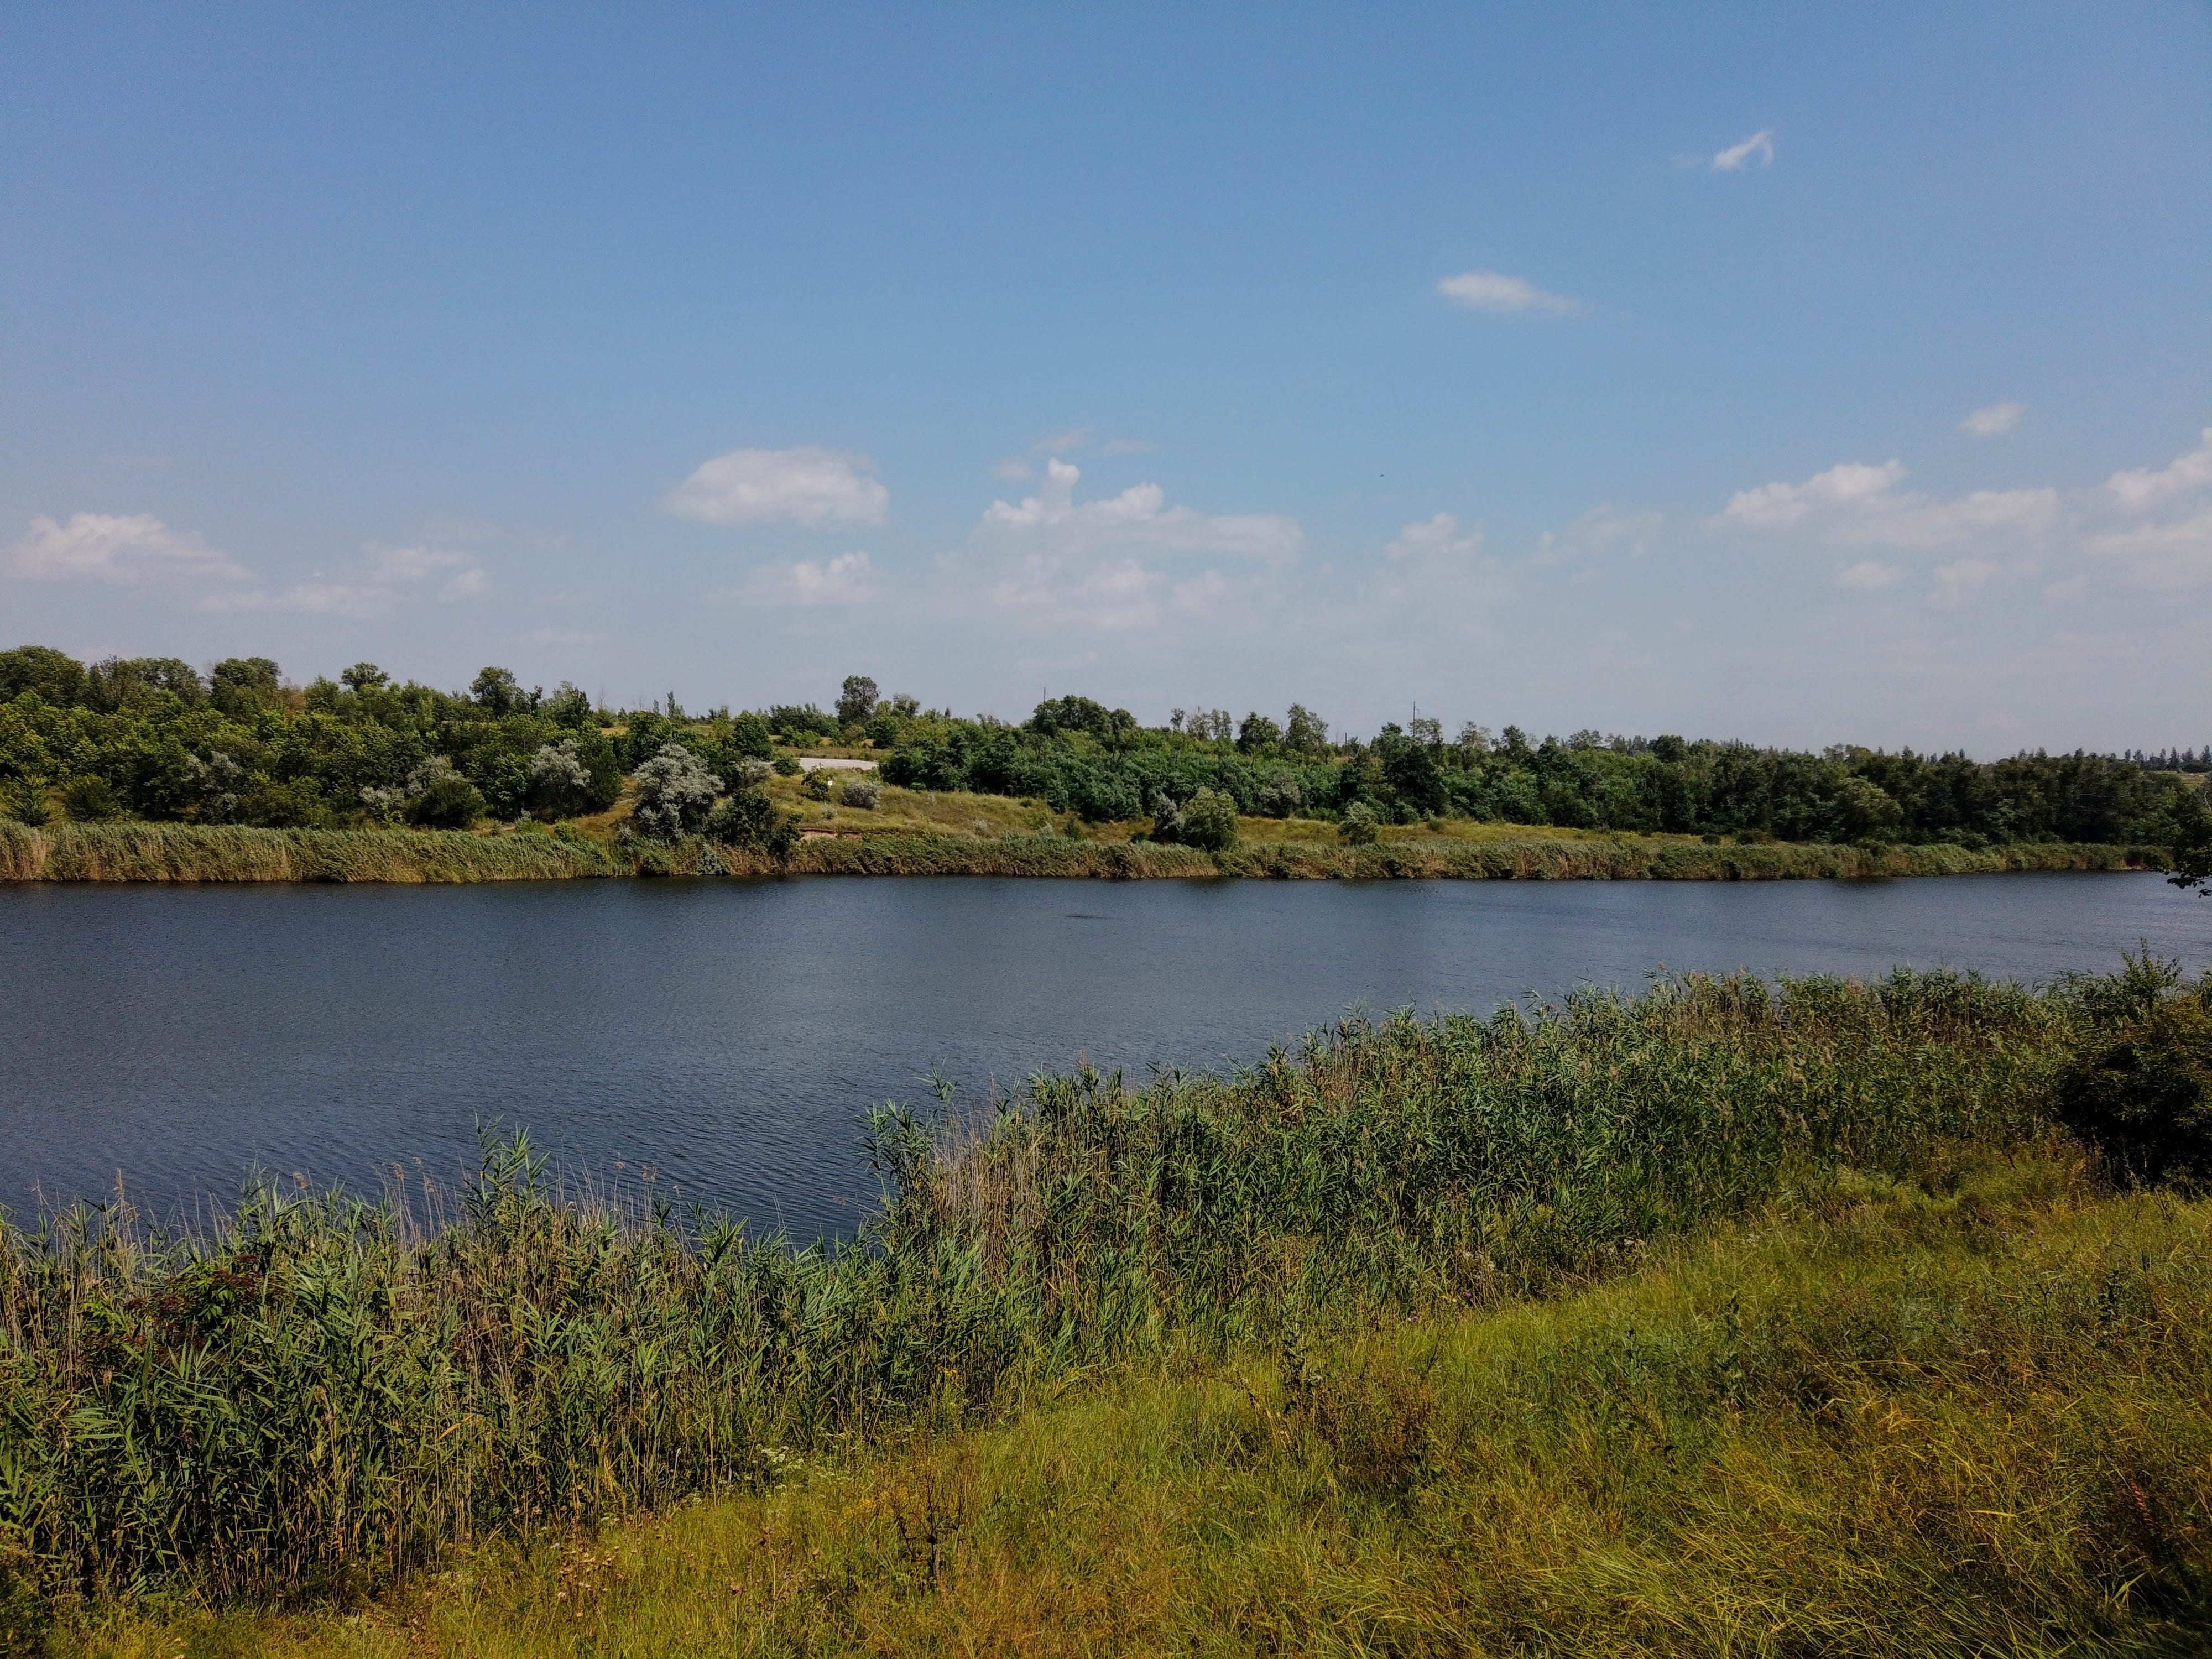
(3, 3, 2208, 752)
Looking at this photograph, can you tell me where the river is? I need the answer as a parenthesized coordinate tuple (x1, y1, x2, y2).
(2, 872, 2205, 1232)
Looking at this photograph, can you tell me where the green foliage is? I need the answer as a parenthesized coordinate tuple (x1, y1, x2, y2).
(1178, 786, 1238, 851)
(837, 675, 879, 726)
(404, 769, 484, 830)
(2057, 967, 2212, 1189)
(802, 767, 833, 801)
(705, 789, 796, 858)
(629, 743, 719, 840)
(59, 774, 119, 822)
(2169, 790, 2211, 895)
(0, 645, 88, 706)
(1338, 800, 1380, 844)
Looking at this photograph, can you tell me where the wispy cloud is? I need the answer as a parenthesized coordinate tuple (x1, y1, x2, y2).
(946, 458, 1301, 634)
(1836, 560, 1904, 591)
(1436, 270, 1582, 315)
(202, 542, 488, 618)
(664, 446, 889, 528)
(1713, 460, 2059, 550)
(1711, 129, 1775, 171)
(1961, 401, 2026, 437)
(3, 512, 245, 583)
(731, 551, 880, 608)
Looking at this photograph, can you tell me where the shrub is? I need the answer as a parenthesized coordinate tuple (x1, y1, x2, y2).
(802, 768, 833, 802)
(61, 775, 120, 822)
(1255, 769, 1303, 817)
(526, 739, 594, 819)
(1180, 787, 1239, 852)
(729, 757, 774, 791)
(406, 771, 485, 830)
(838, 774, 881, 810)
(630, 743, 719, 840)
(1339, 801, 1380, 845)
(705, 789, 796, 858)
(2056, 989, 2212, 1189)
(3, 780, 51, 827)
(773, 754, 802, 777)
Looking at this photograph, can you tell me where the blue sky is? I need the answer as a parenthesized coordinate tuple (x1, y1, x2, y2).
(3, 3, 2207, 750)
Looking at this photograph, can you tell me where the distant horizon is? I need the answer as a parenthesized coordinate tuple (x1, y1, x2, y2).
(3, 5, 2206, 755)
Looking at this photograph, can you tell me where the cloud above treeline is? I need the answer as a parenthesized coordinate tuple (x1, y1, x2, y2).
(4, 512, 244, 583)
(1714, 429, 2212, 602)
(664, 447, 890, 528)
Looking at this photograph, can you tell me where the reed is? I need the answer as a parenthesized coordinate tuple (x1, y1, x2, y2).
(0, 823, 618, 883)
(1, 821, 2159, 884)
(0, 971, 2079, 1609)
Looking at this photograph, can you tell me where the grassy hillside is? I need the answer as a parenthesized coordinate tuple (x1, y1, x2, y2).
(51, 1146, 2212, 1657)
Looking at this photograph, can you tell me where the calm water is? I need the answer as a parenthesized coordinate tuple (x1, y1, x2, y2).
(2, 873, 2205, 1233)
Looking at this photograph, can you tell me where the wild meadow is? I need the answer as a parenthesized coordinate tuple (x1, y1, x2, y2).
(8, 958, 2209, 1656)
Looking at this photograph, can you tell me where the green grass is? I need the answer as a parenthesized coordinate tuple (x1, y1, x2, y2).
(57, 1144, 2212, 1657)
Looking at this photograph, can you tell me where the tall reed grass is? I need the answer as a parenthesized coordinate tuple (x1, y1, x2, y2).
(0, 972, 2078, 1608)
(0, 823, 615, 883)
(1, 821, 2156, 884)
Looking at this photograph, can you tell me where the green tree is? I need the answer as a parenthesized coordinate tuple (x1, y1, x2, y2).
(1284, 704, 1329, 755)
(837, 675, 880, 726)
(1180, 787, 1239, 852)
(630, 743, 719, 839)
(0, 646, 87, 706)
(1235, 712, 1282, 753)
(471, 666, 528, 717)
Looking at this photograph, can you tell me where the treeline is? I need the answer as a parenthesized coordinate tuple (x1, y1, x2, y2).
(2, 646, 2205, 852)
(879, 691, 2205, 849)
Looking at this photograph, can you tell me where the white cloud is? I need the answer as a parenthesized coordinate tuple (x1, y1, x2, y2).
(737, 551, 879, 608)
(1437, 270, 1582, 315)
(1712, 129, 1776, 171)
(1713, 460, 2059, 549)
(1961, 401, 2026, 437)
(1931, 557, 2000, 608)
(4, 512, 245, 583)
(951, 459, 1300, 633)
(1715, 426, 2212, 602)
(2104, 427, 2212, 515)
(1388, 512, 1483, 564)
(1836, 560, 1903, 591)
(1364, 513, 1510, 619)
(202, 542, 488, 618)
(979, 459, 1302, 561)
(1535, 505, 1663, 565)
(664, 446, 889, 528)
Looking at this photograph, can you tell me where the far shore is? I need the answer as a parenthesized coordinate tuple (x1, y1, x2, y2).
(0, 820, 2167, 885)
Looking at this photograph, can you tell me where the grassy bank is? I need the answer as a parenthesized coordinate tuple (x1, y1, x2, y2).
(81, 1146, 2212, 1656)
(3, 818, 2162, 883)
(0, 972, 2077, 1609)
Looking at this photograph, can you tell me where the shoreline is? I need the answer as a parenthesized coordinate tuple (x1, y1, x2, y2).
(0, 820, 2167, 884)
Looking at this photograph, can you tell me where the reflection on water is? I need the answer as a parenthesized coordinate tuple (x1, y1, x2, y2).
(2, 873, 2204, 1233)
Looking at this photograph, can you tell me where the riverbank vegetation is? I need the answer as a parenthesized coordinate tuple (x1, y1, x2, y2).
(6, 961, 2211, 1653)
(3, 648, 2204, 867)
